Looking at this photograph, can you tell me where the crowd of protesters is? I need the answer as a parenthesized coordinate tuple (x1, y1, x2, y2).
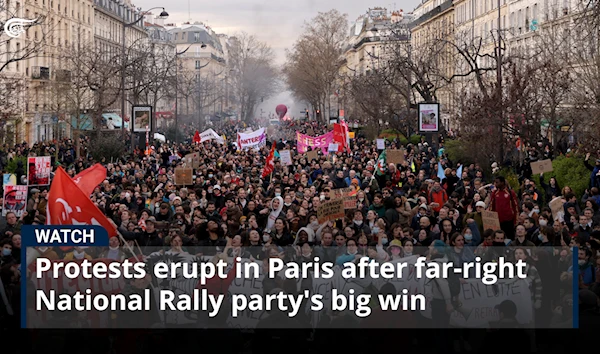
(0, 118, 599, 352)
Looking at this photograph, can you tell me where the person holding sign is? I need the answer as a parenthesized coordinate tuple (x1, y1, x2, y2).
(489, 176, 519, 240)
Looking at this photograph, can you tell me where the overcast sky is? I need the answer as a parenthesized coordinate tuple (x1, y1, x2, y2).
(140, 0, 421, 117)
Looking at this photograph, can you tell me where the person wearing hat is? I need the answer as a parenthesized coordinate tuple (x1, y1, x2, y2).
(463, 201, 486, 236)
(387, 239, 404, 260)
(26, 188, 41, 213)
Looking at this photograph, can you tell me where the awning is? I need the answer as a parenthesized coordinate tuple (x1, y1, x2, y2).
(70, 113, 129, 130)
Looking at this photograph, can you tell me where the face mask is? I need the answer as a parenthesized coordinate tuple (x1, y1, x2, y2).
(109, 246, 119, 251)
(391, 248, 401, 256)
(533, 209, 540, 214)
(464, 233, 473, 241)
(311, 220, 319, 227)
(38, 247, 48, 253)
(578, 260, 586, 266)
(539, 220, 547, 227)
(371, 227, 380, 235)
(302, 251, 311, 257)
(492, 241, 505, 247)
(538, 234, 544, 241)
(380, 237, 388, 245)
(2, 248, 11, 256)
(355, 220, 363, 226)
(404, 251, 412, 256)
(284, 202, 292, 207)
(275, 193, 281, 197)
(208, 189, 213, 193)
(208, 174, 214, 178)
(74, 250, 85, 259)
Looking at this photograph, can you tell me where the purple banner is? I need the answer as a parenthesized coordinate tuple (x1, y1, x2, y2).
(296, 131, 334, 154)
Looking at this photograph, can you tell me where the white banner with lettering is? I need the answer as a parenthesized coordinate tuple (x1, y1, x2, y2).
(236, 128, 266, 150)
(200, 129, 225, 144)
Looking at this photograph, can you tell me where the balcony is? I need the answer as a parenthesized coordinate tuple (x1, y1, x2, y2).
(31, 66, 50, 80)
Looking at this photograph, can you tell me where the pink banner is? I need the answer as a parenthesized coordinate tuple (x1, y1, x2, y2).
(296, 131, 334, 154)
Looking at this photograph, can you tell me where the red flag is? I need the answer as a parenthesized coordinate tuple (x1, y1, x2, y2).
(72, 164, 107, 197)
(193, 130, 201, 144)
(47, 167, 117, 239)
(261, 143, 276, 178)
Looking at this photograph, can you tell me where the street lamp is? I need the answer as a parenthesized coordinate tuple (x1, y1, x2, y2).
(174, 44, 192, 145)
(120, 5, 168, 152)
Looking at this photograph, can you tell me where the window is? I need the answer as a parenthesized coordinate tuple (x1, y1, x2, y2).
(195, 60, 201, 69)
(194, 32, 201, 42)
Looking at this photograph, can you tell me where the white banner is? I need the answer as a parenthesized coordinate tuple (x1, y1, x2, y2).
(237, 128, 266, 150)
(200, 129, 225, 145)
(279, 150, 292, 166)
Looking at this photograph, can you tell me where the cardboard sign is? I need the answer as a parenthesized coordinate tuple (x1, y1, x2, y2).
(174, 168, 193, 185)
(549, 197, 565, 221)
(332, 187, 358, 209)
(530, 159, 553, 175)
(348, 132, 355, 139)
(279, 150, 292, 166)
(317, 198, 345, 224)
(376, 139, 385, 150)
(481, 210, 501, 231)
(307, 128, 314, 136)
(387, 149, 405, 165)
(306, 149, 319, 162)
(183, 153, 201, 169)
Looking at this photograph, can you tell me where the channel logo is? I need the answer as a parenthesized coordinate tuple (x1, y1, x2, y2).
(4, 18, 39, 38)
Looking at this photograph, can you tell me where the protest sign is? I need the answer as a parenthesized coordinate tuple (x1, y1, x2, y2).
(328, 143, 339, 152)
(3, 173, 15, 185)
(317, 198, 345, 224)
(481, 210, 501, 231)
(27, 156, 51, 186)
(387, 149, 405, 165)
(174, 168, 193, 185)
(306, 149, 319, 162)
(376, 139, 385, 150)
(348, 132, 355, 139)
(296, 131, 334, 154)
(549, 197, 565, 221)
(332, 187, 358, 209)
(530, 159, 553, 175)
(2, 185, 27, 217)
(183, 153, 201, 169)
(279, 150, 292, 166)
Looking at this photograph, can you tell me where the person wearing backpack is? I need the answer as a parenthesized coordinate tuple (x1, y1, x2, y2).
(428, 240, 455, 352)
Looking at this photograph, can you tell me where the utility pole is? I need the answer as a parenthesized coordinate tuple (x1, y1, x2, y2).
(497, 0, 504, 162)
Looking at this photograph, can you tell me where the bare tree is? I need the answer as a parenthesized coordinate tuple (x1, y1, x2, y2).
(284, 10, 347, 122)
(228, 32, 279, 123)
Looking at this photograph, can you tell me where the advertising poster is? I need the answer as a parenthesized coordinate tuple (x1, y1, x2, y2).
(418, 103, 440, 132)
(132, 106, 152, 133)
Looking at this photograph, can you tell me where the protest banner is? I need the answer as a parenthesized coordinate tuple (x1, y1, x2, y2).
(183, 153, 201, 169)
(422, 278, 533, 327)
(530, 159, 553, 175)
(174, 168, 193, 185)
(376, 139, 385, 150)
(27, 156, 51, 186)
(237, 128, 266, 150)
(2, 185, 27, 217)
(481, 210, 501, 231)
(28, 258, 126, 327)
(317, 198, 345, 224)
(200, 128, 225, 144)
(279, 150, 292, 166)
(387, 149, 405, 165)
(332, 187, 358, 209)
(296, 131, 334, 154)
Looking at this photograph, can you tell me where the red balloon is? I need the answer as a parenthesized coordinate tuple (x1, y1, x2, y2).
(275, 104, 287, 119)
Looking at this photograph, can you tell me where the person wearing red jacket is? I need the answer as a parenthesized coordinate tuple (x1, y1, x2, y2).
(428, 180, 448, 214)
(489, 176, 519, 240)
